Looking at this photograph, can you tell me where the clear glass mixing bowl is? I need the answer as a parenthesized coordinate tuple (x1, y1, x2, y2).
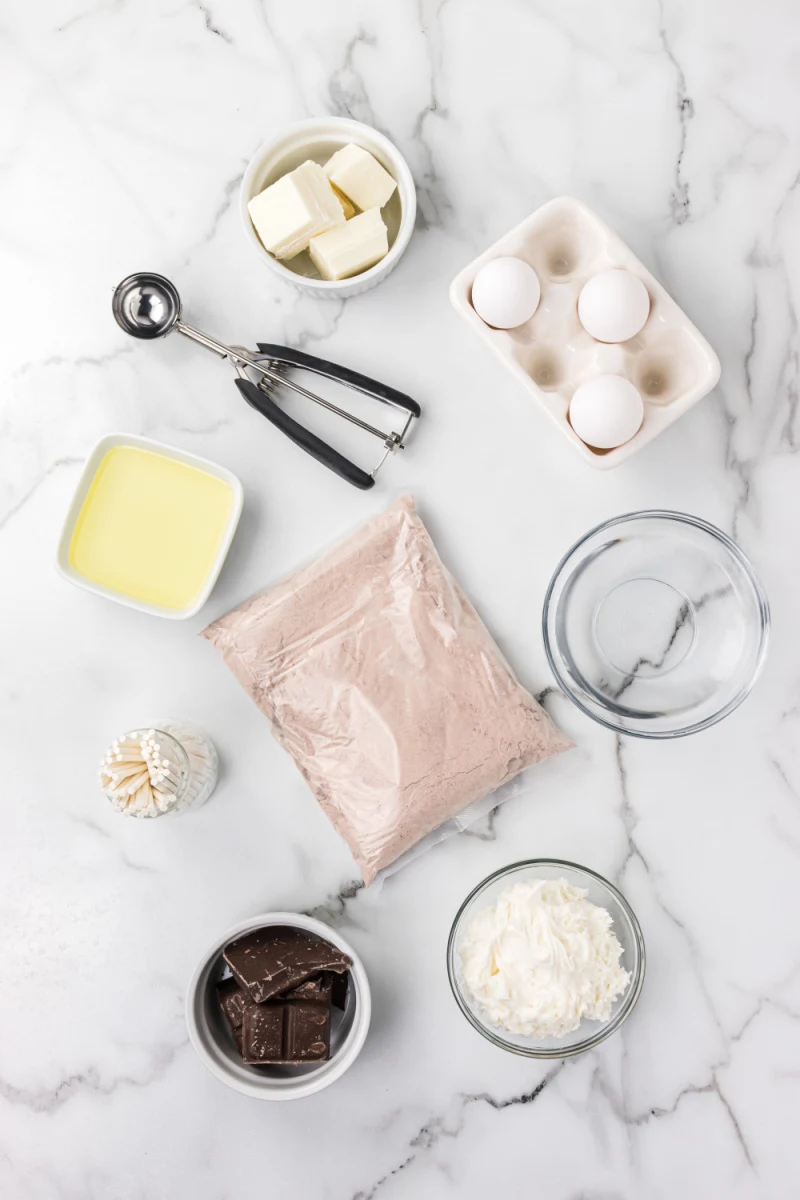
(542, 511, 770, 738)
(447, 860, 645, 1058)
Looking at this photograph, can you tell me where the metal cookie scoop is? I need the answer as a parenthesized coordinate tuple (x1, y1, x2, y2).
(112, 272, 420, 490)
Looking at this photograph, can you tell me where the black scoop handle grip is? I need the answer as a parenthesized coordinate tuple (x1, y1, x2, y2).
(234, 378, 375, 490)
(256, 344, 421, 417)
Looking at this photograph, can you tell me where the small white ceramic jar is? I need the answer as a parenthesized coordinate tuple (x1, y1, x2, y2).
(240, 117, 416, 299)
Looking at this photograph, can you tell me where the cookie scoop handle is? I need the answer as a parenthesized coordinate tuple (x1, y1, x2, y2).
(234, 378, 376, 490)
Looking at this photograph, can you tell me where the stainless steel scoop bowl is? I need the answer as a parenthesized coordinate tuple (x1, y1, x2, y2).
(112, 273, 182, 339)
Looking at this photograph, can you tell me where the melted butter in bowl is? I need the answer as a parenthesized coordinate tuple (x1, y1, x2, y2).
(58, 435, 243, 619)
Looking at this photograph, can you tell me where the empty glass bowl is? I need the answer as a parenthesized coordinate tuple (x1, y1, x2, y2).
(447, 860, 645, 1058)
(542, 511, 769, 738)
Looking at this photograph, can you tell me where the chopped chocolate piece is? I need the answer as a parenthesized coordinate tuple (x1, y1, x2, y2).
(291, 1002, 331, 1061)
(284, 973, 333, 1004)
(241, 1003, 283, 1063)
(217, 977, 247, 1027)
(242, 1000, 331, 1065)
(217, 977, 248, 1052)
(223, 926, 352, 1004)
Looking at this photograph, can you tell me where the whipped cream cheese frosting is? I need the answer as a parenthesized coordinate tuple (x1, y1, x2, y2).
(459, 878, 630, 1039)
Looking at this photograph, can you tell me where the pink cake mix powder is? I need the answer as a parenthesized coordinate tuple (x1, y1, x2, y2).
(202, 496, 572, 883)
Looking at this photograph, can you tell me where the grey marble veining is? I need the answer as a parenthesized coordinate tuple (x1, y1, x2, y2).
(2, 0, 800, 1196)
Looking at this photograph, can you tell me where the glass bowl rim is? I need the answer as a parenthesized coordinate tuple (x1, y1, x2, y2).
(446, 858, 646, 1059)
(541, 509, 771, 740)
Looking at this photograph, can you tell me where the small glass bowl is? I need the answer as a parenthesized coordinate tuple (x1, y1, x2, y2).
(542, 511, 770, 738)
(447, 860, 645, 1059)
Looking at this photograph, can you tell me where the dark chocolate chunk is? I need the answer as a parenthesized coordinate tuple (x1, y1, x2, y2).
(217, 977, 247, 1028)
(242, 1000, 331, 1065)
(278, 970, 349, 1006)
(217, 977, 248, 1052)
(290, 1002, 331, 1061)
(241, 1003, 283, 1063)
(284, 973, 333, 1004)
(223, 926, 352, 1004)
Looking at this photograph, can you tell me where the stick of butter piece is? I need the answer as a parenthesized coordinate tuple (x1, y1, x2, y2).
(248, 160, 345, 260)
(309, 208, 389, 281)
(324, 144, 397, 211)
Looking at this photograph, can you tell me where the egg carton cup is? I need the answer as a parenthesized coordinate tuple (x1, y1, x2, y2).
(449, 197, 721, 469)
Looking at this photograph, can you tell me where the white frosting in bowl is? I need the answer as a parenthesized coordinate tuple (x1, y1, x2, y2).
(458, 878, 630, 1039)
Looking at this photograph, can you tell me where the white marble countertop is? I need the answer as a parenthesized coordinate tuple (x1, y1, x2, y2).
(3, 1, 800, 1196)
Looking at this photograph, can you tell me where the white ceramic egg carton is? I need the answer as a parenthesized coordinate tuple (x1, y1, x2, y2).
(450, 196, 721, 469)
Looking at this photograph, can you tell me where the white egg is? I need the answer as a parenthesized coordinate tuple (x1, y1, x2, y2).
(569, 375, 644, 449)
(471, 257, 541, 329)
(577, 269, 650, 343)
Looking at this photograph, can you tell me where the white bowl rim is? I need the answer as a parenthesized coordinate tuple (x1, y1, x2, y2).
(239, 116, 416, 292)
(185, 911, 372, 1100)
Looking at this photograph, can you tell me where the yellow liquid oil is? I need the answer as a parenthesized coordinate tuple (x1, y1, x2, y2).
(69, 445, 235, 610)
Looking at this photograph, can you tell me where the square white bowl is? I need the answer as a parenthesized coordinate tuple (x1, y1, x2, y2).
(450, 196, 721, 469)
(56, 433, 243, 619)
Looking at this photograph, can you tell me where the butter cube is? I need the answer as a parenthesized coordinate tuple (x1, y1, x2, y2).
(324, 144, 397, 211)
(309, 208, 389, 281)
(248, 160, 345, 260)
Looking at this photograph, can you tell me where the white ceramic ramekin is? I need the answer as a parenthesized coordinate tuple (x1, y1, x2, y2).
(56, 433, 243, 620)
(240, 117, 416, 299)
(185, 912, 371, 1101)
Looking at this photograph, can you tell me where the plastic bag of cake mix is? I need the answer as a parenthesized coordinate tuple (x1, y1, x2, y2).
(202, 496, 573, 884)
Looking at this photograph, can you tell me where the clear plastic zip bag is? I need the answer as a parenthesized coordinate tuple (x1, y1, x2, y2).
(202, 496, 573, 884)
